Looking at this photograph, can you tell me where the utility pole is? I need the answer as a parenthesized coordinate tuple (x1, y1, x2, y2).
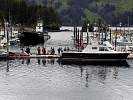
(4, 19, 9, 57)
(128, 15, 130, 34)
(114, 26, 117, 51)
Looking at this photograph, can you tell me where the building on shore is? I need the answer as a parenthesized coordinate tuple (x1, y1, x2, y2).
(36, 20, 43, 33)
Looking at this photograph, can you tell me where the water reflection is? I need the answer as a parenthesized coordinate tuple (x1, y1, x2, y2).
(113, 67, 119, 79)
(85, 68, 89, 87)
(80, 67, 83, 77)
(18, 58, 56, 65)
(6, 60, 9, 72)
(1, 58, 132, 100)
(59, 60, 130, 67)
(78, 66, 120, 87)
(42, 59, 46, 66)
(37, 58, 41, 65)
(26, 58, 30, 65)
(97, 67, 108, 84)
(4, 58, 130, 87)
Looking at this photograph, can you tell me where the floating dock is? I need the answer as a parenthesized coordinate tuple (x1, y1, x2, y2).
(9, 54, 61, 59)
(30, 54, 60, 58)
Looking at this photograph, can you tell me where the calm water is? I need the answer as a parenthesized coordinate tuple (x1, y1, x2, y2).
(0, 32, 133, 100)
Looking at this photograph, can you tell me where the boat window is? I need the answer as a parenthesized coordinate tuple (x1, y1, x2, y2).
(104, 48, 108, 51)
(99, 47, 108, 51)
(103, 44, 106, 46)
(92, 47, 97, 49)
(108, 47, 113, 50)
(99, 47, 104, 51)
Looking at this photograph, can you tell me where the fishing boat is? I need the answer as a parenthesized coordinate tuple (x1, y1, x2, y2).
(19, 31, 44, 45)
(60, 41, 129, 62)
(0, 49, 7, 60)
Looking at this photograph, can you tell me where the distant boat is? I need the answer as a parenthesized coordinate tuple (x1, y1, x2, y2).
(9, 38, 19, 46)
(60, 41, 129, 62)
(19, 31, 50, 46)
(0, 49, 7, 60)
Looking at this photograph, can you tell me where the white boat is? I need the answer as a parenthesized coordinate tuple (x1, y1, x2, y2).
(60, 41, 129, 62)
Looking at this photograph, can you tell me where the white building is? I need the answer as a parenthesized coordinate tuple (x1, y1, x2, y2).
(36, 20, 43, 33)
(0, 27, 19, 38)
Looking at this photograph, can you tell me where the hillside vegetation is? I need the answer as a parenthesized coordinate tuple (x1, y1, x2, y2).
(0, 0, 61, 30)
(30, 0, 133, 26)
(1, 0, 133, 26)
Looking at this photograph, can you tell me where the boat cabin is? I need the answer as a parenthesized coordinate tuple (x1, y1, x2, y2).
(82, 41, 115, 53)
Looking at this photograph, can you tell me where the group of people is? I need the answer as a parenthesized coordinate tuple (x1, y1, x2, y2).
(21, 47, 31, 55)
(63, 47, 70, 51)
(21, 46, 70, 55)
(57, 47, 63, 55)
(37, 47, 46, 55)
(37, 47, 55, 55)
(57, 47, 70, 54)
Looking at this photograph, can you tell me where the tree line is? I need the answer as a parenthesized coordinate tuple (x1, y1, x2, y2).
(0, 0, 61, 30)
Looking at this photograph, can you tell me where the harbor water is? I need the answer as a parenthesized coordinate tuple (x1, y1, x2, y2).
(0, 32, 133, 100)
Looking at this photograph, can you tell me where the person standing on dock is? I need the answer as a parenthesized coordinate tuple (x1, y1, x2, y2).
(21, 48, 28, 56)
(60, 47, 63, 53)
(42, 47, 46, 55)
(51, 47, 55, 55)
(21, 48, 24, 53)
(52, 47, 55, 55)
(37, 47, 41, 55)
(64, 47, 67, 51)
(67, 47, 70, 51)
(57, 47, 60, 55)
(25, 47, 30, 54)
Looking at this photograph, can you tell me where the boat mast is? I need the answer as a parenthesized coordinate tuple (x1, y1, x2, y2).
(4, 19, 9, 57)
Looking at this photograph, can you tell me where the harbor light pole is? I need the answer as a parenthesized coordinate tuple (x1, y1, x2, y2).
(119, 22, 122, 35)
(87, 23, 89, 45)
(114, 26, 118, 51)
(128, 15, 130, 36)
(109, 25, 112, 43)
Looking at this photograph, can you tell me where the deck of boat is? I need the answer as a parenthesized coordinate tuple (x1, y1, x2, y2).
(30, 54, 60, 58)
(127, 53, 133, 59)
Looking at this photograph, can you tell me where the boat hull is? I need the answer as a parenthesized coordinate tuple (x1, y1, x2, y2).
(19, 31, 49, 46)
(0, 54, 7, 60)
(60, 52, 129, 61)
(58, 59, 129, 67)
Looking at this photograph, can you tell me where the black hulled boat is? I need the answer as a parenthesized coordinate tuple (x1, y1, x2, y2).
(19, 31, 50, 46)
(60, 41, 129, 62)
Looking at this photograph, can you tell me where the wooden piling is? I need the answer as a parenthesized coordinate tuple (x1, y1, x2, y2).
(87, 32, 89, 45)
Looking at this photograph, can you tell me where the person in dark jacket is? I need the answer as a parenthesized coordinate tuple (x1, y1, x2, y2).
(25, 47, 30, 54)
(37, 47, 41, 55)
(42, 47, 46, 55)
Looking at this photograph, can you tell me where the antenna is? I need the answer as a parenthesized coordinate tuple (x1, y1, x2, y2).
(128, 15, 130, 35)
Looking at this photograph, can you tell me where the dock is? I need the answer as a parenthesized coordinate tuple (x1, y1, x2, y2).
(9, 54, 61, 59)
(30, 54, 60, 58)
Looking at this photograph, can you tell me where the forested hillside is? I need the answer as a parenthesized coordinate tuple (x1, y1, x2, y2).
(1, 0, 133, 26)
(0, 0, 61, 30)
(26, 0, 133, 26)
